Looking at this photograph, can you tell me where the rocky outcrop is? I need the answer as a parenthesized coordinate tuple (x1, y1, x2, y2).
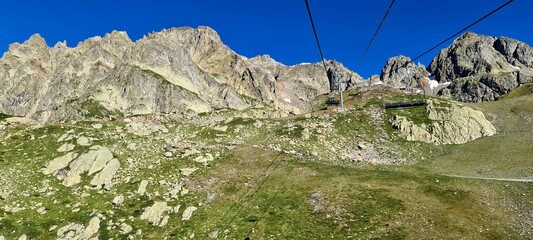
(57, 216, 100, 240)
(43, 145, 120, 189)
(0, 27, 363, 122)
(140, 201, 172, 226)
(428, 32, 533, 102)
(182, 206, 197, 221)
(389, 99, 496, 145)
(380, 56, 430, 88)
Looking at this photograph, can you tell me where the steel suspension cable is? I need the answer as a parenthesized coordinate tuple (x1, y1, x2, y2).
(304, 0, 329, 75)
(356, 0, 396, 70)
(411, 0, 515, 62)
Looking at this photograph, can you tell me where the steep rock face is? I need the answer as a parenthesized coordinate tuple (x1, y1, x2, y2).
(389, 99, 496, 145)
(428, 32, 533, 102)
(380, 56, 429, 87)
(326, 60, 365, 90)
(380, 56, 430, 88)
(0, 26, 361, 122)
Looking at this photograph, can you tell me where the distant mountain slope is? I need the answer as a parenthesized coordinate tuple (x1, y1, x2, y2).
(0, 26, 363, 122)
(3, 27, 532, 123)
(428, 32, 533, 102)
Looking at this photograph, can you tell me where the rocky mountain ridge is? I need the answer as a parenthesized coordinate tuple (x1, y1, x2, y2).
(376, 32, 533, 101)
(429, 32, 533, 102)
(1, 27, 532, 123)
(0, 26, 363, 123)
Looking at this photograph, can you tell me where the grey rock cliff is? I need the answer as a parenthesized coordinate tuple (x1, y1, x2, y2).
(428, 32, 533, 102)
(380, 55, 430, 88)
(389, 99, 496, 145)
(0, 27, 362, 122)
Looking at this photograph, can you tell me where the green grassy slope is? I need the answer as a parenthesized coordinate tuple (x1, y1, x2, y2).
(1, 88, 532, 239)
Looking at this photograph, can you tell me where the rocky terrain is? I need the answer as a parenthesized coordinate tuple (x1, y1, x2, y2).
(429, 32, 533, 102)
(1, 85, 533, 239)
(1, 27, 533, 239)
(0, 26, 363, 123)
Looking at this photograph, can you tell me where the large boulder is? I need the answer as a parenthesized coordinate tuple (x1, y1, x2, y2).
(389, 99, 496, 145)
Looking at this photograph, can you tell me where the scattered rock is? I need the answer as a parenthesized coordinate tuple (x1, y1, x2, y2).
(37, 207, 47, 214)
(83, 216, 101, 238)
(113, 195, 125, 205)
(193, 153, 214, 165)
(92, 123, 103, 129)
(18, 235, 27, 240)
(90, 158, 120, 190)
(183, 148, 200, 157)
(126, 121, 168, 136)
(57, 131, 76, 142)
(57, 216, 100, 240)
(213, 125, 228, 132)
(164, 151, 173, 158)
(61, 146, 114, 187)
(140, 201, 172, 226)
(208, 231, 219, 239)
(57, 143, 76, 152)
(43, 152, 79, 176)
(126, 143, 137, 151)
(159, 215, 170, 227)
(76, 136, 91, 146)
(357, 143, 368, 150)
(0, 190, 10, 200)
(119, 222, 132, 234)
(182, 206, 197, 221)
(254, 120, 263, 128)
(4, 117, 37, 125)
(137, 180, 149, 195)
(180, 167, 198, 177)
(87, 146, 114, 175)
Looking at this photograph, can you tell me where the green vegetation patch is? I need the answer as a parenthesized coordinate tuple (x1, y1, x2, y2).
(501, 83, 533, 99)
(79, 99, 124, 118)
(0, 112, 11, 121)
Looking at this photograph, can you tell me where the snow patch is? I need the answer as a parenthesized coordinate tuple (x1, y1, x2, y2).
(426, 77, 451, 90)
(282, 98, 291, 103)
(510, 64, 520, 70)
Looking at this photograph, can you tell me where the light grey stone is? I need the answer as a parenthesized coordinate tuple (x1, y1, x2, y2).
(140, 201, 171, 226)
(77, 136, 91, 146)
(113, 195, 125, 205)
(43, 152, 79, 175)
(57, 143, 76, 152)
(137, 180, 149, 195)
(182, 206, 197, 221)
(90, 158, 120, 189)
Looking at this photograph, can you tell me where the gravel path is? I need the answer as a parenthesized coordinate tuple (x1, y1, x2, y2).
(442, 174, 533, 183)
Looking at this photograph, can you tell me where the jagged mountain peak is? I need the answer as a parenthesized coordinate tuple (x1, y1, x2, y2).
(0, 26, 357, 122)
(428, 32, 533, 102)
(380, 55, 429, 88)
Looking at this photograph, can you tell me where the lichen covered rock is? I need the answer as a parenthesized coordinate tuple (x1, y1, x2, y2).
(389, 99, 496, 145)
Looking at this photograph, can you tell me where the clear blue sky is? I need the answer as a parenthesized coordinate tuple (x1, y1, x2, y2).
(1, 0, 531, 78)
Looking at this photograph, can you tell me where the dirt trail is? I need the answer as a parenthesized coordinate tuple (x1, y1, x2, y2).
(442, 174, 533, 183)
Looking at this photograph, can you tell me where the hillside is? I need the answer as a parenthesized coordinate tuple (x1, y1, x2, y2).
(1, 85, 532, 239)
(1, 27, 533, 239)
